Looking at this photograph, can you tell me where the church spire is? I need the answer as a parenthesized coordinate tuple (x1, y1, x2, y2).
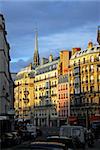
(97, 26, 100, 45)
(33, 30, 40, 67)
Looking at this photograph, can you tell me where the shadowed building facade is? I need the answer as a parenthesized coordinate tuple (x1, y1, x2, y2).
(0, 14, 14, 131)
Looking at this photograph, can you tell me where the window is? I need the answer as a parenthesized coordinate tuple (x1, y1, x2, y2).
(90, 56, 94, 62)
(74, 61, 76, 65)
(90, 86, 94, 92)
(78, 59, 80, 64)
(91, 75, 94, 80)
(55, 72, 57, 77)
(59, 94, 60, 99)
(91, 98, 93, 104)
(83, 58, 85, 63)
(63, 85, 65, 89)
(49, 66, 52, 70)
(86, 86, 88, 91)
(45, 82, 50, 89)
(83, 76, 85, 82)
(52, 90, 54, 95)
(83, 87, 85, 92)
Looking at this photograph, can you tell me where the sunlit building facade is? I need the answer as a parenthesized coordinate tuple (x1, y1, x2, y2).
(57, 74, 68, 126)
(33, 55, 59, 127)
(14, 64, 35, 121)
(57, 50, 71, 126)
(69, 42, 100, 125)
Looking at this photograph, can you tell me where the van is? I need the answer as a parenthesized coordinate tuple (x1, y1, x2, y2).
(60, 125, 85, 148)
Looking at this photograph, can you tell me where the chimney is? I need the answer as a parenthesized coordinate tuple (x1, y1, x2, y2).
(72, 48, 81, 55)
(41, 58, 48, 65)
(49, 54, 53, 62)
(97, 26, 100, 45)
(87, 41, 93, 49)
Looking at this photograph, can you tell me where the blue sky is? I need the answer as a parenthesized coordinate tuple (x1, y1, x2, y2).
(0, 0, 100, 72)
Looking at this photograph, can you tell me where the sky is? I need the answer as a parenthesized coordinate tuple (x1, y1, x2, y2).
(0, 0, 100, 72)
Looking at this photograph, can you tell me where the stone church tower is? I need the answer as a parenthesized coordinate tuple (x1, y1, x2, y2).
(33, 31, 40, 67)
(97, 26, 100, 45)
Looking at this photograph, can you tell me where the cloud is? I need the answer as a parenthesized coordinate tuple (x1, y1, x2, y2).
(10, 58, 32, 73)
(0, 1, 100, 72)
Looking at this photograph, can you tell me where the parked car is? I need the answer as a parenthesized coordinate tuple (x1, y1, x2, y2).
(60, 125, 86, 148)
(26, 124, 37, 139)
(1, 132, 14, 147)
(11, 131, 21, 145)
(17, 124, 37, 140)
(47, 136, 77, 149)
(36, 127, 42, 136)
(91, 121, 100, 139)
(13, 142, 67, 150)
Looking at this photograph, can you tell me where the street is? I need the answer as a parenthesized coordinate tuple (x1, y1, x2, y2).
(1, 139, 100, 150)
(1, 127, 100, 150)
(86, 139, 100, 150)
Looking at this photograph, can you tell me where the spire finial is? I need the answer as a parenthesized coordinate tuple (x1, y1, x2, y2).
(34, 29, 38, 52)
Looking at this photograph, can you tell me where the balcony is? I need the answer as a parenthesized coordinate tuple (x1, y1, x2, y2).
(23, 98, 29, 103)
(34, 103, 56, 109)
(34, 75, 57, 83)
(51, 94, 57, 97)
(50, 84, 57, 88)
(90, 80, 94, 84)
(39, 95, 50, 100)
(89, 69, 94, 73)
(24, 90, 29, 96)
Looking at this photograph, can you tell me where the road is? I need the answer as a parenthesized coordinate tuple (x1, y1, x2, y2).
(1, 127, 100, 150)
(87, 139, 100, 150)
(2, 138, 100, 150)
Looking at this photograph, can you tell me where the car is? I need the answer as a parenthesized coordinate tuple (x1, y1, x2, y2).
(26, 124, 37, 139)
(47, 136, 77, 149)
(36, 127, 42, 136)
(1, 132, 14, 147)
(13, 141, 67, 150)
(11, 131, 21, 145)
(60, 125, 86, 148)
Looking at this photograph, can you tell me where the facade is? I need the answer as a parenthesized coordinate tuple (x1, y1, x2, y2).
(14, 64, 35, 122)
(69, 42, 100, 126)
(33, 55, 59, 127)
(58, 50, 71, 75)
(57, 50, 71, 126)
(14, 31, 39, 122)
(0, 14, 14, 131)
(14, 24, 100, 127)
(58, 74, 68, 126)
